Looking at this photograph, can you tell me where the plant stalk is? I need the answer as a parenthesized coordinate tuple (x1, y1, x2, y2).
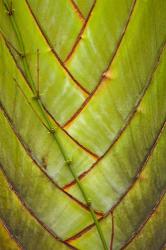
(3, 1, 108, 249)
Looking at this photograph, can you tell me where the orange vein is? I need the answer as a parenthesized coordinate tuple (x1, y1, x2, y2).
(64, 0, 96, 63)
(63, 0, 137, 128)
(65, 120, 166, 241)
(25, 0, 90, 96)
(110, 212, 114, 250)
(1, 33, 99, 160)
(63, 41, 166, 189)
(0, 102, 102, 216)
(0, 165, 76, 250)
(120, 191, 166, 249)
(69, 0, 85, 21)
(0, 218, 24, 250)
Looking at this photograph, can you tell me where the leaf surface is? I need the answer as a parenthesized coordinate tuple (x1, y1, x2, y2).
(0, 0, 166, 249)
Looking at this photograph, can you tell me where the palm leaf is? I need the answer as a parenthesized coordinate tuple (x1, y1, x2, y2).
(0, 0, 166, 249)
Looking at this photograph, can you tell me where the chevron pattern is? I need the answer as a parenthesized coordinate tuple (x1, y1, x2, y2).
(0, 0, 166, 249)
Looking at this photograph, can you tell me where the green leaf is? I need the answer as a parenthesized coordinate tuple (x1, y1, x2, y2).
(0, 0, 166, 249)
(72, 0, 95, 19)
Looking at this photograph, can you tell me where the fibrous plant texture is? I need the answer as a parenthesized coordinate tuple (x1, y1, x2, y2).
(0, 0, 166, 249)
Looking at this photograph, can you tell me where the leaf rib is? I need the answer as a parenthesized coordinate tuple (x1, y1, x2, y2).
(42, 104, 99, 160)
(110, 213, 114, 250)
(0, 165, 76, 250)
(65, 119, 166, 241)
(120, 191, 166, 250)
(25, 0, 90, 96)
(1, 33, 98, 159)
(1, 14, 108, 244)
(107, 120, 166, 215)
(69, 0, 85, 21)
(63, 0, 137, 128)
(64, 0, 96, 63)
(0, 218, 24, 250)
(0, 102, 102, 216)
(63, 41, 166, 189)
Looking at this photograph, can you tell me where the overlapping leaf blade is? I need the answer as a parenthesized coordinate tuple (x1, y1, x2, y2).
(0, 0, 166, 249)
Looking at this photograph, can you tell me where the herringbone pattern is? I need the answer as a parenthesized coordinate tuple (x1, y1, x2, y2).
(0, 0, 166, 249)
